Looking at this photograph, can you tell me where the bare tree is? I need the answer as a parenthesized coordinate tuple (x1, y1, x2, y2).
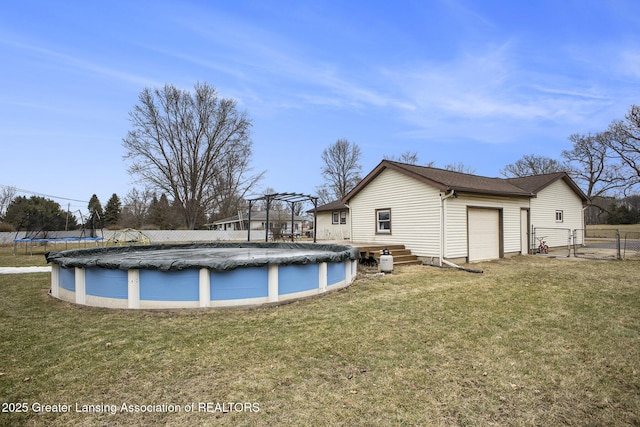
(0, 185, 17, 220)
(384, 150, 420, 165)
(606, 104, 640, 193)
(319, 138, 362, 201)
(210, 146, 264, 220)
(120, 188, 155, 229)
(443, 162, 476, 174)
(499, 154, 565, 178)
(315, 186, 334, 206)
(122, 82, 262, 229)
(562, 132, 626, 198)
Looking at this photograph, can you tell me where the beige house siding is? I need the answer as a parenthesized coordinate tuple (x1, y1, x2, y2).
(349, 168, 441, 257)
(445, 194, 529, 259)
(530, 179, 584, 248)
(316, 212, 350, 240)
(346, 161, 587, 263)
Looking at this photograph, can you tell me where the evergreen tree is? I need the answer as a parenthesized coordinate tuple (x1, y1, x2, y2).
(88, 194, 104, 228)
(103, 194, 122, 227)
(149, 193, 173, 229)
(5, 196, 77, 231)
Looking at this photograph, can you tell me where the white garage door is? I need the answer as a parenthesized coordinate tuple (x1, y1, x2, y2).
(468, 208, 500, 262)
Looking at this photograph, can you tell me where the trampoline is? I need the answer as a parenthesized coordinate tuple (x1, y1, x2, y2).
(13, 210, 104, 254)
(45, 242, 359, 309)
(13, 234, 103, 255)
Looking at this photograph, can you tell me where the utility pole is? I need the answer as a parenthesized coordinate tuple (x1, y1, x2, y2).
(65, 203, 70, 231)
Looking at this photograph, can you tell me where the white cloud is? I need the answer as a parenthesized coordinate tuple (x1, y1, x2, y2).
(376, 40, 626, 144)
(619, 49, 640, 78)
(1, 37, 160, 88)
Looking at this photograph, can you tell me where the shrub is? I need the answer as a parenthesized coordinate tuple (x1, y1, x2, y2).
(0, 222, 15, 232)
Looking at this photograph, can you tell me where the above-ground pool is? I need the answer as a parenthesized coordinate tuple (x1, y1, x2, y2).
(45, 242, 359, 309)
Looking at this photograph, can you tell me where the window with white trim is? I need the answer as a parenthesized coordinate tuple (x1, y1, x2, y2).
(376, 209, 391, 234)
(340, 211, 347, 224)
(555, 210, 563, 222)
(332, 212, 339, 224)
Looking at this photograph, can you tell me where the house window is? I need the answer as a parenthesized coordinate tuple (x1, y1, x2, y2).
(376, 208, 391, 234)
(332, 212, 339, 224)
(340, 211, 347, 224)
(555, 210, 563, 222)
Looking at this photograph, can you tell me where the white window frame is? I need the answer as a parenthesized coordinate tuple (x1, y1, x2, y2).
(376, 208, 391, 234)
(555, 210, 563, 222)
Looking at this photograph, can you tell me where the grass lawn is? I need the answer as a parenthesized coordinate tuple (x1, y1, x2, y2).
(585, 224, 640, 239)
(0, 245, 639, 426)
(586, 224, 640, 231)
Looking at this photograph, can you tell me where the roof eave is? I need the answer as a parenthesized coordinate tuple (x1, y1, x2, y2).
(453, 188, 533, 198)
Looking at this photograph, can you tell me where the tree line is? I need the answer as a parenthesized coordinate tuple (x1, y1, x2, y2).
(0, 190, 192, 232)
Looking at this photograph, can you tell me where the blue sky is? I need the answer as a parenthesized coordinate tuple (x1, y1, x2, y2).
(1, 0, 639, 214)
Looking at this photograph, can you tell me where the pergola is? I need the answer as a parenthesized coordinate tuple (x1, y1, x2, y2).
(247, 192, 319, 243)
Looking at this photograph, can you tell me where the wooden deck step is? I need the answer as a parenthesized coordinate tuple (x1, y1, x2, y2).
(355, 244, 421, 266)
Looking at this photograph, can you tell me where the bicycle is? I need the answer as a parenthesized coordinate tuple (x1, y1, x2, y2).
(536, 237, 549, 254)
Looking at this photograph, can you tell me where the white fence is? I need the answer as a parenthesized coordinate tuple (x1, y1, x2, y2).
(0, 229, 270, 245)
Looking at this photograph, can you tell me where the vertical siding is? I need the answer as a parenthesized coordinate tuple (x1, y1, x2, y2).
(446, 194, 529, 259)
(530, 180, 584, 248)
(349, 168, 441, 257)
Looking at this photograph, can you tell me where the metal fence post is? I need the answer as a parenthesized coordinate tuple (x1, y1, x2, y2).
(531, 224, 535, 254)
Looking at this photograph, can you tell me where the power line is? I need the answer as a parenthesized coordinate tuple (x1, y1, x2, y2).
(0, 184, 89, 204)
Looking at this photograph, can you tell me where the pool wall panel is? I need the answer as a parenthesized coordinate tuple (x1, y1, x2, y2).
(327, 262, 346, 285)
(139, 270, 200, 301)
(278, 264, 319, 295)
(85, 269, 128, 299)
(59, 267, 75, 292)
(211, 267, 269, 300)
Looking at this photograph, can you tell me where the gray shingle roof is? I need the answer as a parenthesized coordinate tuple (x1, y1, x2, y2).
(344, 160, 589, 202)
(308, 200, 348, 213)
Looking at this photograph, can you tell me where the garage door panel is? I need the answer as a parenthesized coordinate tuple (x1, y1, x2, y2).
(468, 209, 499, 262)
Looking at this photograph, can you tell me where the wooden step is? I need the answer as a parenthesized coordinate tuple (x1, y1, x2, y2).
(374, 249, 412, 257)
(388, 254, 418, 261)
(358, 244, 406, 254)
(393, 259, 422, 266)
(355, 243, 420, 266)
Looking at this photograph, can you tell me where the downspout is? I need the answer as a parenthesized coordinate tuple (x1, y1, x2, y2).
(577, 203, 590, 254)
(581, 204, 589, 230)
(439, 189, 455, 267)
(344, 203, 352, 243)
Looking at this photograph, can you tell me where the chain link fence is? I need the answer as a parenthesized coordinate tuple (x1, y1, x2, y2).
(621, 230, 640, 259)
(531, 227, 572, 257)
(573, 228, 621, 260)
(0, 229, 270, 246)
(531, 227, 640, 260)
(4, 229, 272, 255)
(572, 228, 640, 260)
